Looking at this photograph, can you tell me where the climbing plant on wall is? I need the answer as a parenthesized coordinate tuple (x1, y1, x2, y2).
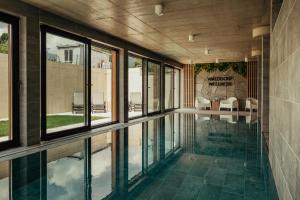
(194, 62, 247, 77)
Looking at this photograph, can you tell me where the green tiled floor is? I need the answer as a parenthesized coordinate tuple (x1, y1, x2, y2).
(130, 118, 278, 200)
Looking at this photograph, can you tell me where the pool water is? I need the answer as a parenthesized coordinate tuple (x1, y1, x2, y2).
(0, 113, 278, 200)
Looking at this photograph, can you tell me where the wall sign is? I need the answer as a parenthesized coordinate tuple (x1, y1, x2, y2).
(208, 76, 233, 86)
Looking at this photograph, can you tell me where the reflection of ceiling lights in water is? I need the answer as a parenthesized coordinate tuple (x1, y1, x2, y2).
(155, 4, 164, 16)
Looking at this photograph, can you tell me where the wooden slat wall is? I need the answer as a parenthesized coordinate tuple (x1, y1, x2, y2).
(183, 64, 195, 107)
(183, 114, 195, 153)
(247, 60, 258, 98)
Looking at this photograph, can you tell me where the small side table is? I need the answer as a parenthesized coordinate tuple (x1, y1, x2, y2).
(211, 99, 220, 111)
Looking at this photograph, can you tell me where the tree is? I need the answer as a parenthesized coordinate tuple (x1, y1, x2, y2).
(0, 33, 8, 43)
(0, 33, 8, 54)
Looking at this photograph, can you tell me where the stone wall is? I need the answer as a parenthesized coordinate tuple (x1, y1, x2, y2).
(269, 0, 300, 200)
(195, 68, 247, 109)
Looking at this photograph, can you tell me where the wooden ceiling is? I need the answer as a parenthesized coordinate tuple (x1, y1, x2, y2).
(23, 0, 269, 64)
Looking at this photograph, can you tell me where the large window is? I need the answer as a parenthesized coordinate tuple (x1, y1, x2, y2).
(128, 55, 143, 118)
(42, 28, 88, 135)
(165, 66, 174, 110)
(0, 13, 19, 148)
(91, 45, 118, 126)
(147, 61, 161, 114)
(41, 26, 119, 138)
(174, 69, 180, 108)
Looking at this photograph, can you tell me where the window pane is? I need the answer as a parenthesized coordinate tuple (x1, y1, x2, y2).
(165, 66, 174, 109)
(0, 161, 10, 199)
(47, 141, 85, 200)
(91, 132, 114, 199)
(147, 119, 160, 167)
(128, 56, 143, 118)
(174, 69, 180, 108)
(164, 115, 173, 155)
(0, 22, 12, 142)
(147, 61, 160, 113)
(91, 46, 117, 126)
(128, 123, 143, 180)
(46, 33, 86, 133)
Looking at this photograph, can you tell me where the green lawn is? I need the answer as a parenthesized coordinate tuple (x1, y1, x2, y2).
(0, 121, 9, 137)
(0, 115, 106, 137)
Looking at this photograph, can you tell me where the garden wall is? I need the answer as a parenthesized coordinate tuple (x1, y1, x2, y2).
(0, 58, 114, 118)
(195, 68, 247, 109)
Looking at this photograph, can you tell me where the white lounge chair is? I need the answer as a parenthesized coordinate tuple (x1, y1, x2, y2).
(129, 92, 142, 112)
(92, 92, 106, 113)
(245, 98, 258, 112)
(219, 97, 238, 112)
(196, 97, 211, 110)
(72, 92, 84, 113)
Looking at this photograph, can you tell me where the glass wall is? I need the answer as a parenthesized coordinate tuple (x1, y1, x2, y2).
(147, 61, 161, 114)
(0, 18, 15, 143)
(128, 123, 143, 181)
(45, 32, 87, 134)
(174, 69, 180, 108)
(91, 45, 118, 126)
(42, 26, 119, 138)
(165, 66, 174, 109)
(91, 131, 115, 199)
(128, 56, 143, 118)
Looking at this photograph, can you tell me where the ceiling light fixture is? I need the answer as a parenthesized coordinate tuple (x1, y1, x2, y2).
(204, 49, 209, 55)
(245, 57, 248, 62)
(188, 34, 194, 42)
(155, 4, 164, 16)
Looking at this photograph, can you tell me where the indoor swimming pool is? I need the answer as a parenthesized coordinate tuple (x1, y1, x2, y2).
(0, 113, 278, 200)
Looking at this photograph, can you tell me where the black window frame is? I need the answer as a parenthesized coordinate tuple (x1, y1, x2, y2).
(146, 59, 162, 115)
(164, 64, 175, 111)
(90, 41, 120, 128)
(127, 53, 145, 120)
(0, 11, 20, 150)
(41, 25, 120, 140)
(173, 68, 181, 109)
(40, 25, 91, 140)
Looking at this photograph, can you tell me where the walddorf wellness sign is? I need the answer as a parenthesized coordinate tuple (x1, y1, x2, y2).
(207, 76, 234, 86)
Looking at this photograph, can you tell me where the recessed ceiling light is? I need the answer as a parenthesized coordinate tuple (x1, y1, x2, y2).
(188, 34, 194, 42)
(155, 4, 164, 16)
